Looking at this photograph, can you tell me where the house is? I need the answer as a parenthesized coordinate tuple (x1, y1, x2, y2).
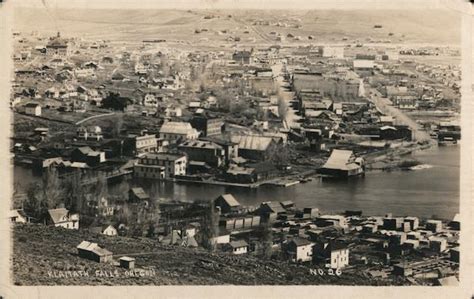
(47, 208, 80, 229)
(90, 225, 118, 236)
(134, 152, 187, 179)
(76, 241, 113, 263)
(429, 236, 447, 252)
(285, 237, 314, 263)
(77, 126, 103, 141)
(450, 247, 460, 263)
(426, 220, 443, 233)
(320, 241, 350, 269)
(8, 209, 30, 223)
(232, 50, 253, 65)
(132, 134, 165, 155)
(119, 256, 136, 269)
(142, 93, 160, 107)
(164, 106, 182, 117)
(190, 115, 224, 137)
(129, 187, 150, 202)
(71, 146, 106, 166)
(214, 194, 241, 214)
(178, 140, 225, 167)
(225, 240, 249, 255)
(230, 135, 276, 161)
(211, 229, 231, 245)
(159, 122, 199, 143)
(319, 149, 364, 177)
(24, 103, 41, 116)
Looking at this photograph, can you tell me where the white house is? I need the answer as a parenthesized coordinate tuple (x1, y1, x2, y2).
(47, 208, 80, 230)
(134, 152, 187, 180)
(24, 103, 42, 116)
(286, 237, 313, 263)
(226, 240, 248, 255)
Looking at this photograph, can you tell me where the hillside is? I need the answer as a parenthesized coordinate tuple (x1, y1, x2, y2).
(12, 224, 398, 285)
(13, 8, 461, 45)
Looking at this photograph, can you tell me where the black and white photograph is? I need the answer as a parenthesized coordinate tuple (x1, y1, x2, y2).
(0, 0, 472, 297)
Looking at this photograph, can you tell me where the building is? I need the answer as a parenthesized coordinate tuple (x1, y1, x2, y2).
(71, 146, 106, 166)
(129, 187, 150, 202)
(232, 50, 253, 65)
(426, 220, 443, 233)
(90, 225, 118, 236)
(429, 236, 447, 252)
(319, 149, 364, 177)
(24, 103, 41, 116)
(190, 115, 224, 137)
(285, 237, 314, 263)
(321, 241, 350, 269)
(321, 46, 344, 58)
(178, 140, 225, 167)
(214, 194, 241, 214)
(404, 217, 419, 230)
(9, 209, 30, 223)
(134, 152, 187, 179)
(46, 32, 69, 56)
(159, 122, 199, 143)
(450, 247, 460, 263)
(142, 93, 160, 107)
(47, 208, 80, 229)
(230, 135, 277, 161)
(134, 134, 164, 155)
(119, 256, 136, 269)
(76, 241, 113, 263)
(225, 240, 249, 255)
(77, 126, 104, 141)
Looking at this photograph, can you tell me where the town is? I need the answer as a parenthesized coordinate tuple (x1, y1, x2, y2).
(10, 9, 461, 286)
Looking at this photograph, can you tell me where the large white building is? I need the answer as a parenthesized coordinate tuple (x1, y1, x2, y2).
(159, 121, 199, 143)
(134, 152, 187, 180)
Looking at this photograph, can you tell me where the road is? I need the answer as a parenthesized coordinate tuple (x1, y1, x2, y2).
(271, 63, 301, 129)
(367, 86, 431, 142)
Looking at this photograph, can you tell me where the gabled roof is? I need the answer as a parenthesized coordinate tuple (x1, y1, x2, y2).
(260, 201, 286, 214)
(48, 208, 70, 224)
(216, 194, 240, 207)
(159, 122, 197, 135)
(229, 240, 248, 248)
(130, 187, 150, 200)
(322, 149, 360, 171)
(230, 135, 274, 151)
(290, 237, 312, 247)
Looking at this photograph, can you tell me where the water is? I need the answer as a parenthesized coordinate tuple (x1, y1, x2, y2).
(14, 145, 460, 220)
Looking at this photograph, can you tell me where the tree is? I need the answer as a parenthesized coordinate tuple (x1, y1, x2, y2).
(23, 183, 48, 221)
(63, 171, 86, 214)
(102, 92, 132, 111)
(269, 143, 290, 167)
(260, 222, 273, 259)
(41, 167, 63, 209)
(199, 201, 219, 251)
(112, 114, 124, 138)
(277, 95, 288, 122)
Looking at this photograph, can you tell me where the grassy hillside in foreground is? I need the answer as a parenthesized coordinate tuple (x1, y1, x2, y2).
(12, 224, 399, 286)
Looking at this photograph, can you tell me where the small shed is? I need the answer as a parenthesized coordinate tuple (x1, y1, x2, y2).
(77, 241, 113, 263)
(119, 256, 136, 269)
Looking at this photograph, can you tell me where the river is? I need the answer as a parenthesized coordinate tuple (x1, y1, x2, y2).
(14, 145, 460, 220)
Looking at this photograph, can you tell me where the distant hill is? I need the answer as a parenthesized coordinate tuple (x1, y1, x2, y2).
(14, 8, 460, 45)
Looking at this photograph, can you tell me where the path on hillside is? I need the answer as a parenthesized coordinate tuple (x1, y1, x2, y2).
(75, 112, 116, 125)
